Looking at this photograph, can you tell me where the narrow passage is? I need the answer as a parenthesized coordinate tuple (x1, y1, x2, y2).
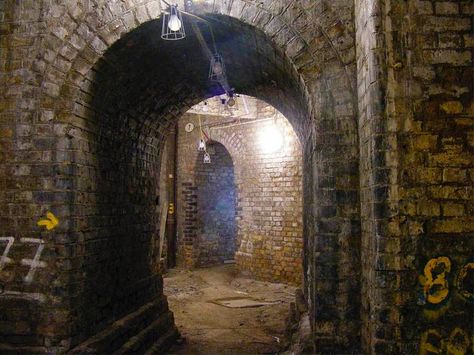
(164, 265, 295, 354)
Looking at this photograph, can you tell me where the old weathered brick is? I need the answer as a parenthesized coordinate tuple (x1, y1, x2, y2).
(412, 134, 438, 150)
(417, 200, 441, 216)
(430, 218, 474, 233)
(0, 1, 471, 354)
(0, 127, 13, 138)
(442, 168, 467, 182)
(440, 101, 463, 114)
(435, 2, 459, 15)
(442, 202, 465, 217)
(423, 49, 471, 66)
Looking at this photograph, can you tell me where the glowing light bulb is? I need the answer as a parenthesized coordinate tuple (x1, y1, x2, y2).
(168, 14, 182, 32)
(259, 126, 283, 154)
(227, 98, 236, 107)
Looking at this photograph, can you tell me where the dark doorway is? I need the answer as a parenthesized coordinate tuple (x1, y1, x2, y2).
(195, 142, 237, 266)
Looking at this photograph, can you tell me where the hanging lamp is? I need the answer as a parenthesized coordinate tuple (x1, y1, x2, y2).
(198, 139, 206, 151)
(209, 53, 226, 82)
(203, 152, 211, 164)
(161, 3, 186, 40)
(184, 0, 194, 12)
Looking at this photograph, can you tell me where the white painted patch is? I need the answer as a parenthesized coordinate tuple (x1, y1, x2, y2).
(20, 238, 47, 283)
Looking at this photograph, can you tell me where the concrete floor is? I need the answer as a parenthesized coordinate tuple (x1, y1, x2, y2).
(163, 265, 296, 354)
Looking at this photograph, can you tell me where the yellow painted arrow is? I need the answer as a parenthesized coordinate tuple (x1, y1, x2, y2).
(37, 212, 59, 231)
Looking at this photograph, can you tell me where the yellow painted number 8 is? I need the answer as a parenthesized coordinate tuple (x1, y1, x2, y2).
(419, 257, 451, 304)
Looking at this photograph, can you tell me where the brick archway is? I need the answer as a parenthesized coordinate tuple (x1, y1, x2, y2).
(1, 1, 361, 353)
(2, 1, 473, 353)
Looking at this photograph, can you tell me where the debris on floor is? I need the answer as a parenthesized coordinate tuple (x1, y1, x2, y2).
(164, 264, 296, 354)
(210, 296, 280, 308)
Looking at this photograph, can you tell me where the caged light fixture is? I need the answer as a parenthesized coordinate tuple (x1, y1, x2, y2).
(227, 97, 236, 107)
(184, 0, 194, 12)
(226, 91, 236, 107)
(161, 1, 186, 40)
(198, 139, 206, 151)
(160, 0, 229, 92)
(203, 152, 211, 164)
(209, 53, 226, 82)
(198, 116, 211, 164)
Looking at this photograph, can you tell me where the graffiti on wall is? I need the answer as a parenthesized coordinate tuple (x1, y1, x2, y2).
(419, 256, 451, 305)
(419, 257, 473, 307)
(420, 327, 470, 355)
(0, 212, 58, 285)
(0, 237, 47, 284)
(418, 256, 473, 354)
(455, 262, 474, 301)
(37, 211, 59, 230)
(0, 237, 14, 271)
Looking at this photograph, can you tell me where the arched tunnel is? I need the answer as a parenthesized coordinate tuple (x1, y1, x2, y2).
(0, 0, 472, 354)
(73, 12, 316, 349)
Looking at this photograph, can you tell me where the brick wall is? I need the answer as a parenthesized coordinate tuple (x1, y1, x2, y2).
(392, 1, 473, 353)
(175, 96, 303, 285)
(232, 117, 303, 285)
(355, 0, 385, 351)
(3, 0, 470, 353)
(356, 0, 473, 353)
(0, 0, 360, 352)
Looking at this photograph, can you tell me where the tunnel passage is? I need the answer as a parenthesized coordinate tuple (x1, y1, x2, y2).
(65, 14, 315, 352)
(2, 0, 473, 353)
(0, 3, 362, 354)
(174, 96, 304, 285)
(195, 142, 237, 266)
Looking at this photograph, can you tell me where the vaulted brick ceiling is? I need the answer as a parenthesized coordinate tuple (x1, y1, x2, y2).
(89, 14, 308, 137)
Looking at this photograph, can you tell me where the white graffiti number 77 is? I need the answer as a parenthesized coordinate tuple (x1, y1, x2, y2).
(0, 237, 15, 271)
(20, 238, 47, 283)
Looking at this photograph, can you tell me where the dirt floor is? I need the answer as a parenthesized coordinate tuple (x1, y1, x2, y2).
(163, 264, 296, 355)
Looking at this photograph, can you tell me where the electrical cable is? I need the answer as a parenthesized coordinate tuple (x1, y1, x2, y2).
(198, 115, 208, 154)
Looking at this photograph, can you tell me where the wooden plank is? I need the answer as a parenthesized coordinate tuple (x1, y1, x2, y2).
(158, 198, 168, 264)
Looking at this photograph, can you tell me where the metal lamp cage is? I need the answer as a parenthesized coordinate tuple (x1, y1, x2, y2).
(161, 4, 186, 41)
(198, 139, 206, 151)
(209, 53, 226, 82)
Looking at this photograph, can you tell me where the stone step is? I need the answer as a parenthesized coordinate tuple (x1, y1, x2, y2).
(69, 297, 170, 354)
(144, 327, 180, 355)
(116, 310, 178, 354)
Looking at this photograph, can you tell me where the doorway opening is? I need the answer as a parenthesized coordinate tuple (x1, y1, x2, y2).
(162, 94, 304, 352)
(161, 95, 304, 285)
(195, 141, 237, 266)
(41, 4, 361, 353)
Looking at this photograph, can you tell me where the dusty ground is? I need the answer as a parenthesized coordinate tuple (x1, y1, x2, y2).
(163, 264, 296, 355)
